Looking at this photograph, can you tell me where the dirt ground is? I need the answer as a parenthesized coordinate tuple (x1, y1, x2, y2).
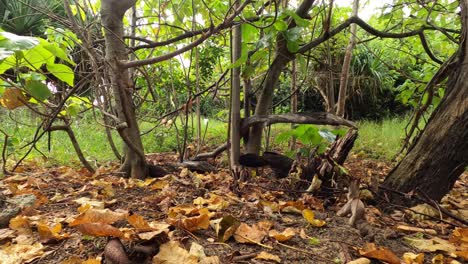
(0, 153, 466, 264)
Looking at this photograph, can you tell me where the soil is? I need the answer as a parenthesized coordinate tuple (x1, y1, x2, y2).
(0, 153, 466, 264)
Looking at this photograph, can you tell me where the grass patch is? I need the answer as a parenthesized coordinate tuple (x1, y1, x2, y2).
(354, 116, 408, 160)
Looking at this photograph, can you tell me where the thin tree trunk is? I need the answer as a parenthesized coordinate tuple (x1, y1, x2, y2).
(336, 0, 359, 117)
(101, 0, 147, 179)
(246, 0, 315, 154)
(382, 0, 468, 203)
(230, 1, 242, 179)
(290, 59, 298, 150)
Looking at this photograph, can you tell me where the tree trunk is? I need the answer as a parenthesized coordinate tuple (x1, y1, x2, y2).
(382, 0, 468, 203)
(246, 0, 315, 154)
(101, 0, 147, 179)
(230, 0, 242, 179)
(336, 0, 359, 117)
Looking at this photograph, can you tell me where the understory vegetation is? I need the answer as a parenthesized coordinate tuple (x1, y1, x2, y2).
(0, 109, 407, 166)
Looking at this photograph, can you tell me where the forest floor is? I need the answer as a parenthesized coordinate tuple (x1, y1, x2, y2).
(0, 153, 466, 264)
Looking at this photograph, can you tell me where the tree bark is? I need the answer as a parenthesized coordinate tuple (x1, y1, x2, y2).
(101, 0, 147, 179)
(382, 0, 468, 203)
(230, 0, 242, 180)
(336, 0, 359, 117)
(246, 0, 315, 154)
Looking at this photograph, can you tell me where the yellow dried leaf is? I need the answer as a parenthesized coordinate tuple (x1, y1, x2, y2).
(302, 209, 315, 222)
(233, 223, 267, 244)
(75, 223, 124, 238)
(127, 213, 151, 230)
(269, 227, 296, 242)
(0, 242, 44, 263)
(37, 222, 69, 241)
(153, 241, 198, 264)
(403, 252, 424, 264)
(255, 251, 281, 263)
(69, 208, 128, 226)
(359, 243, 401, 264)
(0, 88, 26, 109)
(73, 197, 104, 209)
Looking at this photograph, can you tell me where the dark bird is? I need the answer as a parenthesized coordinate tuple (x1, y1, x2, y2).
(239, 151, 294, 178)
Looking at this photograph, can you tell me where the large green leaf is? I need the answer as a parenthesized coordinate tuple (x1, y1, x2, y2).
(22, 45, 55, 70)
(41, 41, 75, 65)
(24, 80, 52, 101)
(0, 32, 39, 51)
(0, 48, 14, 60)
(46, 63, 74, 86)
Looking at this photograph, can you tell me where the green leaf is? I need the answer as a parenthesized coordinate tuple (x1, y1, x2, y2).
(283, 10, 309, 27)
(287, 41, 299, 52)
(46, 63, 74, 86)
(42, 42, 76, 65)
(66, 103, 81, 116)
(22, 45, 55, 70)
(274, 20, 288, 31)
(0, 48, 14, 60)
(0, 32, 39, 51)
(24, 80, 52, 101)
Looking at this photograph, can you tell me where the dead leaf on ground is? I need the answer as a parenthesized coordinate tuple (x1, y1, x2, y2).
(269, 227, 296, 242)
(347, 257, 371, 264)
(359, 243, 401, 264)
(73, 197, 104, 209)
(37, 222, 69, 242)
(75, 223, 124, 238)
(193, 193, 229, 211)
(127, 213, 151, 230)
(0, 242, 44, 263)
(402, 252, 424, 264)
(210, 215, 240, 242)
(153, 241, 198, 264)
(168, 212, 211, 232)
(234, 222, 269, 244)
(69, 208, 128, 226)
(279, 200, 306, 214)
(255, 251, 281, 263)
(403, 236, 457, 254)
(302, 209, 326, 227)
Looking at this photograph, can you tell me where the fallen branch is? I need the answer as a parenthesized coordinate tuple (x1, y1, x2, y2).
(194, 113, 356, 160)
(241, 113, 357, 130)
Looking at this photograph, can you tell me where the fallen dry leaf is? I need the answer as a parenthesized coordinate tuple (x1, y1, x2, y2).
(269, 227, 296, 242)
(0, 242, 44, 263)
(234, 222, 268, 244)
(302, 209, 326, 227)
(347, 257, 371, 264)
(279, 200, 306, 214)
(402, 252, 424, 264)
(75, 223, 124, 238)
(359, 243, 401, 264)
(73, 197, 104, 209)
(153, 241, 198, 264)
(255, 251, 281, 263)
(403, 236, 457, 254)
(69, 208, 128, 226)
(37, 222, 69, 242)
(127, 213, 151, 230)
(210, 215, 240, 242)
(193, 193, 229, 211)
(168, 213, 211, 232)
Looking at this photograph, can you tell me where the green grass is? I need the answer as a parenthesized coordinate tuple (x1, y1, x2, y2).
(354, 116, 408, 160)
(0, 109, 409, 169)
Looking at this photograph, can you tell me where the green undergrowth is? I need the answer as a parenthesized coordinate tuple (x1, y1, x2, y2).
(0, 109, 408, 168)
(354, 116, 408, 160)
